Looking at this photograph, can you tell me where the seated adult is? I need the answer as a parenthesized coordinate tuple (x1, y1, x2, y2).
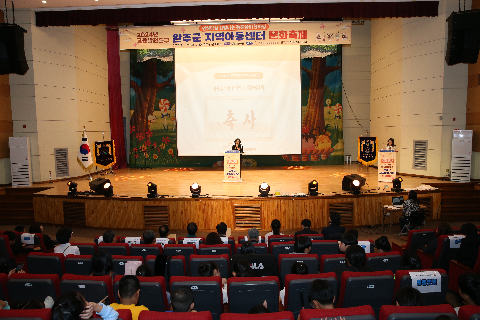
(374, 236, 391, 253)
(399, 190, 420, 232)
(458, 273, 480, 307)
(29, 223, 57, 250)
(294, 236, 312, 254)
(231, 242, 279, 277)
(197, 261, 228, 303)
(3, 231, 34, 255)
(394, 287, 424, 306)
(265, 219, 283, 245)
(171, 288, 196, 312)
(142, 230, 155, 245)
(280, 262, 309, 305)
(457, 223, 480, 269)
(334, 244, 374, 289)
(294, 219, 319, 237)
(216, 222, 227, 237)
(52, 291, 118, 320)
(205, 232, 223, 245)
(54, 227, 80, 256)
(15, 226, 25, 233)
(232, 259, 254, 277)
(400, 251, 422, 270)
(339, 233, 358, 253)
(345, 229, 358, 240)
(308, 279, 335, 310)
(321, 212, 346, 240)
(89, 250, 117, 283)
(135, 264, 154, 277)
(423, 222, 452, 255)
(247, 228, 260, 243)
(186, 222, 198, 238)
(158, 225, 169, 238)
(103, 230, 117, 243)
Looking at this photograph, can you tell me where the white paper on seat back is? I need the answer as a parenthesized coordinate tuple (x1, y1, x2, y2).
(176, 46, 301, 156)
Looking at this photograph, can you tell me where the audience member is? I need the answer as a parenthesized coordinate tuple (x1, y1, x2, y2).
(3, 231, 30, 255)
(51, 291, 118, 320)
(280, 262, 309, 305)
(103, 230, 117, 243)
(142, 230, 155, 244)
(135, 264, 154, 277)
(458, 273, 480, 306)
(90, 250, 117, 282)
(14, 226, 25, 233)
(216, 222, 227, 237)
(232, 259, 253, 277)
(232, 241, 279, 277)
(247, 228, 260, 243)
(54, 227, 80, 256)
(186, 222, 198, 238)
(394, 287, 424, 306)
(294, 236, 312, 254)
(159, 225, 169, 238)
(321, 212, 346, 240)
(171, 287, 196, 312)
(110, 275, 148, 320)
(339, 233, 358, 253)
(0, 254, 15, 277)
(29, 223, 57, 250)
(400, 251, 422, 270)
(423, 222, 453, 255)
(457, 223, 480, 269)
(334, 245, 373, 289)
(197, 261, 228, 303)
(205, 232, 224, 245)
(294, 219, 319, 237)
(248, 302, 269, 314)
(375, 236, 391, 253)
(308, 279, 335, 309)
(399, 190, 420, 232)
(264, 219, 283, 245)
(10, 299, 45, 309)
(345, 229, 359, 240)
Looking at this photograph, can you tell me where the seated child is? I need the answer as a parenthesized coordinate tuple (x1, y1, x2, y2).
(109, 275, 148, 320)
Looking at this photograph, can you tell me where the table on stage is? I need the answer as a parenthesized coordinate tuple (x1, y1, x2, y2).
(382, 205, 403, 234)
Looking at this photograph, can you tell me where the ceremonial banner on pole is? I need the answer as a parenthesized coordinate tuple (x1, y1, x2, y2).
(358, 137, 378, 166)
(77, 130, 93, 170)
(94, 141, 116, 169)
(119, 22, 351, 50)
(378, 149, 396, 182)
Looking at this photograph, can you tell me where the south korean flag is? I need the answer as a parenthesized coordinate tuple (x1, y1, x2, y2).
(77, 130, 93, 170)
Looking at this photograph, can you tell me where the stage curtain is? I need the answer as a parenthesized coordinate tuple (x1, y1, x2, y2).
(36, 2, 439, 27)
(107, 26, 127, 169)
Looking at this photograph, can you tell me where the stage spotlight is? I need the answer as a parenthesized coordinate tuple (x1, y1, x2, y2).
(67, 181, 78, 197)
(350, 179, 361, 195)
(392, 177, 403, 192)
(103, 182, 114, 197)
(147, 182, 158, 198)
(259, 182, 270, 197)
(89, 178, 111, 196)
(190, 183, 201, 198)
(308, 180, 319, 196)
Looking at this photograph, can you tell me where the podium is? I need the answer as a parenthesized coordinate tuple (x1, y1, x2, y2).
(378, 149, 396, 182)
(223, 150, 242, 182)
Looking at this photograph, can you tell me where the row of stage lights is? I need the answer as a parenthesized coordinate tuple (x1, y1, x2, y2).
(67, 176, 404, 198)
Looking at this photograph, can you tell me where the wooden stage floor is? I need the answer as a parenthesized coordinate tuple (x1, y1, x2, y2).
(37, 164, 449, 198)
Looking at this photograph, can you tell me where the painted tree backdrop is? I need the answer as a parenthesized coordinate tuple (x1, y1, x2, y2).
(129, 46, 343, 167)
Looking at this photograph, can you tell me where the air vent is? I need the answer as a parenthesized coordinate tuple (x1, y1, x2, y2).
(234, 204, 261, 230)
(413, 140, 428, 170)
(63, 202, 85, 227)
(328, 202, 354, 226)
(144, 205, 169, 228)
(55, 148, 69, 177)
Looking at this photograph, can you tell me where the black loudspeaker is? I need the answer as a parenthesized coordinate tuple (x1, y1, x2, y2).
(342, 174, 366, 191)
(445, 10, 480, 66)
(0, 23, 29, 75)
(89, 178, 110, 194)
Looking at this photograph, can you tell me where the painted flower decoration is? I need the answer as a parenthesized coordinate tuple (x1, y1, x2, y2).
(153, 154, 158, 159)
(160, 143, 166, 150)
(168, 149, 174, 156)
(159, 99, 170, 113)
(334, 103, 343, 114)
(162, 137, 170, 144)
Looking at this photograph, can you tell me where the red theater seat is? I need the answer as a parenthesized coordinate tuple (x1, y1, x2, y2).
(71, 242, 97, 255)
(391, 229, 435, 255)
(228, 276, 280, 313)
(271, 241, 295, 258)
(310, 240, 340, 257)
(394, 269, 448, 305)
(139, 310, 213, 320)
(458, 305, 480, 320)
(417, 235, 463, 270)
(320, 254, 345, 273)
(0, 309, 52, 319)
(7, 273, 61, 302)
(61, 274, 115, 303)
(267, 235, 295, 248)
(198, 244, 232, 257)
(114, 275, 169, 312)
(65, 254, 93, 275)
(0, 273, 8, 301)
(235, 243, 268, 254)
(300, 305, 375, 320)
(26, 252, 66, 277)
(111, 255, 143, 275)
(98, 242, 129, 256)
(278, 254, 319, 283)
(379, 304, 457, 320)
(189, 254, 229, 278)
(366, 251, 402, 273)
(221, 312, 295, 320)
(448, 247, 480, 293)
(301, 234, 325, 241)
(130, 243, 163, 260)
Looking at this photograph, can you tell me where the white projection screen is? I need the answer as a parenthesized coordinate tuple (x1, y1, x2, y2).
(176, 45, 301, 156)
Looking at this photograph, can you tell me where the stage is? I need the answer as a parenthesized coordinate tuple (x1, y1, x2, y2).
(32, 164, 445, 231)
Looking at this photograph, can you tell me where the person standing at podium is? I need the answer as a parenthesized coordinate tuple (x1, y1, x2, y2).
(232, 138, 243, 153)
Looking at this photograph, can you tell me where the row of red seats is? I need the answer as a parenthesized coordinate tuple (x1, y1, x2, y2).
(0, 268, 451, 318)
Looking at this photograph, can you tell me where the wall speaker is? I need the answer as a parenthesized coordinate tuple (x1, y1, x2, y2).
(342, 174, 366, 191)
(0, 23, 29, 75)
(445, 10, 480, 66)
